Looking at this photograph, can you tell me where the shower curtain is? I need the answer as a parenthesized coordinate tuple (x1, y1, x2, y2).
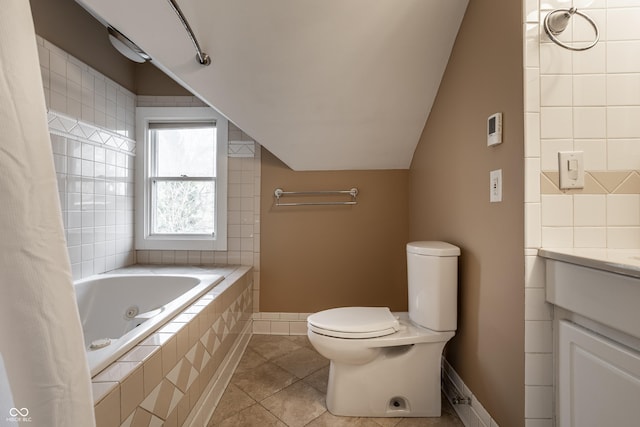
(0, 1, 95, 426)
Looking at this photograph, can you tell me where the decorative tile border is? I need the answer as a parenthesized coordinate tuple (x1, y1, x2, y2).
(48, 110, 136, 155)
(91, 266, 253, 427)
(541, 171, 640, 194)
(228, 141, 255, 158)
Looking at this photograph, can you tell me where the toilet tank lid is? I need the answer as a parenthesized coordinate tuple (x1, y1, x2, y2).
(407, 241, 460, 256)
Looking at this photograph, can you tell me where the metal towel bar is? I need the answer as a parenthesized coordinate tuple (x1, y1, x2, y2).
(274, 188, 358, 207)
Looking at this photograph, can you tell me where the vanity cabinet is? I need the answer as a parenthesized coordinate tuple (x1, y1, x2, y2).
(558, 320, 640, 427)
(539, 249, 640, 427)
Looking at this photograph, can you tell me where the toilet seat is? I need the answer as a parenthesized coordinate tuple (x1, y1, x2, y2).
(307, 307, 400, 339)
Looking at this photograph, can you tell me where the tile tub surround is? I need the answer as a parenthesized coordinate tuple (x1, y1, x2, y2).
(39, 36, 138, 280)
(49, 111, 136, 280)
(39, 37, 262, 289)
(91, 265, 253, 427)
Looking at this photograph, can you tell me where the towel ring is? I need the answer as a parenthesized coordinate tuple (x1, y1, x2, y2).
(543, 8, 599, 52)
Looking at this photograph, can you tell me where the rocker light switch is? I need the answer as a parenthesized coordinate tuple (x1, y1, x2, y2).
(558, 151, 584, 189)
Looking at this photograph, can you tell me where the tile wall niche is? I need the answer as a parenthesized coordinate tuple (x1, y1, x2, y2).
(523, 0, 640, 426)
(38, 36, 137, 280)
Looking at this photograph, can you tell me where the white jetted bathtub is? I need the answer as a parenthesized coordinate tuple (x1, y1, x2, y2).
(74, 271, 224, 376)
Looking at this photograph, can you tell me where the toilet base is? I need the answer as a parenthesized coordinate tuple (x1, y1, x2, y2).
(325, 340, 447, 417)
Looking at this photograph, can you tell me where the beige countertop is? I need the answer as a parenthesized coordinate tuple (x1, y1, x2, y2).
(538, 248, 640, 279)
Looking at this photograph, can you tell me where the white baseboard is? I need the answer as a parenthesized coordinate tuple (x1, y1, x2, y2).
(441, 357, 500, 427)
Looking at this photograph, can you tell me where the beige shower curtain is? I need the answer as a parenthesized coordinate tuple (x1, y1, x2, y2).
(0, 1, 95, 425)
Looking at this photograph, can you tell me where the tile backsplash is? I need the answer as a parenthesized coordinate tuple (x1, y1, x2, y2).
(531, 0, 640, 249)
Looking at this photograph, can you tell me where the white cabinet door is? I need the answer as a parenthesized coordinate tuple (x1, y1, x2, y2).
(558, 321, 640, 427)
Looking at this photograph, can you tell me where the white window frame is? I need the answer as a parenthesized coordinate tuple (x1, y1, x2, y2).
(135, 107, 228, 251)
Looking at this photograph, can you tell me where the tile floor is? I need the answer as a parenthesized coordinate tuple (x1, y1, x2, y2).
(209, 335, 464, 427)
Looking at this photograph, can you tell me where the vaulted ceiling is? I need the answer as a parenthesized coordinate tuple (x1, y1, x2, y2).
(77, 0, 467, 171)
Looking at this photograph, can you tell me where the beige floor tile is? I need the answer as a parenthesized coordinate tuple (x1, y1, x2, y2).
(234, 347, 268, 375)
(303, 365, 330, 394)
(214, 403, 287, 427)
(207, 335, 463, 427)
(231, 361, 298, 401)
(248, 335, 302, 360)
(261, 381, 327, 427)
(395, 416, 464, 426)
(307, 411, 386, 426)
(370, 418, 402, 427)
(284, 335, 313, 348)
(209, 384, 256, 425)
(272, 346, 329, 378)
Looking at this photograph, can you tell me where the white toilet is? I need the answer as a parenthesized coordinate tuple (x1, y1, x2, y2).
(307, 241, 460, 418)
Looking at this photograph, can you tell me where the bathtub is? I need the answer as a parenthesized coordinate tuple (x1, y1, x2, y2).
(75, 271, 224, 376)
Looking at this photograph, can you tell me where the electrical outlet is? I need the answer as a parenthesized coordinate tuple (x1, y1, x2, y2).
(490, 169, 502, 203)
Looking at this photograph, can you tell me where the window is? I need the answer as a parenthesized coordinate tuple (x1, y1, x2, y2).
(136, 107, 227, 250)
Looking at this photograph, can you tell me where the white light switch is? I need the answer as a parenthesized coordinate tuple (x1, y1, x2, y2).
(558, 151, 584, 189)
(490, 169, 502, 203)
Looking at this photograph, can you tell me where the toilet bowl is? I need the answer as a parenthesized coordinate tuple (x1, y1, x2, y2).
(307, 241, 460, 418)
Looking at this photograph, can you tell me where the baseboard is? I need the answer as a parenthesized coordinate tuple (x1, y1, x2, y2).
(185, 319, 253, 427)
(441, 357, 500, 427)
(252, 312, 309, 335)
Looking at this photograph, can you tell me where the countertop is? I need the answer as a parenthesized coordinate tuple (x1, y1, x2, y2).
(538, 248, 640, 279)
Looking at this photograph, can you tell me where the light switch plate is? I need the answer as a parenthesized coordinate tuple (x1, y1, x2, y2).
(558, 151, 585, 189)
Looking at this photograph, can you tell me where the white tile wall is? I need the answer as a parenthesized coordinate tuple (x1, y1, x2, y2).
(524, 0, 640, 425)
(39, 38, 136, 280)
(49, 116, 136, 280)
(38, 37, 135, 139)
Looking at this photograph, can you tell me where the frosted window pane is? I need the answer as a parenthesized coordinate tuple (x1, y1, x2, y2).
(154, 127, 215, 177)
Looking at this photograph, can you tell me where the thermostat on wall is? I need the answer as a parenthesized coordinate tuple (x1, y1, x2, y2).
(487, 112, 503, 147)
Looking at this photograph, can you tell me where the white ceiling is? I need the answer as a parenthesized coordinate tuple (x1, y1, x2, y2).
(77, 0, 468, 171)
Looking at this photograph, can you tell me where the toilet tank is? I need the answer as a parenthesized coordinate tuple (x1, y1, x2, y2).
(407, 241, 460, 331)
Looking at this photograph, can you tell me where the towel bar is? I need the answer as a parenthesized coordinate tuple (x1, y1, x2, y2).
(274, 188, 358, 207)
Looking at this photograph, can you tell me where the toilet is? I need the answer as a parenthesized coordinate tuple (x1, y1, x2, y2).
(307, 241, 460, 418)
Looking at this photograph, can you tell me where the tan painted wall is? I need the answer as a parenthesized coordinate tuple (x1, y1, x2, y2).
(135, 62, 191, 96)
(260, 149, 409, 313)
(408, 0, 525, 426)
(30, 0, 190, 96)
(30, 0, 136, 91)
